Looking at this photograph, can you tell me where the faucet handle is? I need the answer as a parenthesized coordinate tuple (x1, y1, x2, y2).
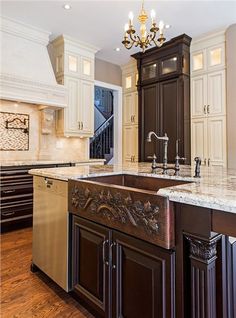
(147, 154, 158, 172)
(147, 154, 157, 160)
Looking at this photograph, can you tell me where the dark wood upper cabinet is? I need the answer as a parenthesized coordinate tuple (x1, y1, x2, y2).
(132, 34, 191, 163)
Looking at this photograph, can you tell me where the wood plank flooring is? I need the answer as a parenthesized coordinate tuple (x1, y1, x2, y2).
(1, 228, 94, 318)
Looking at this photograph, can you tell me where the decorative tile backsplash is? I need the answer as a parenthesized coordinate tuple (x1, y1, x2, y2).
(0, 112, 29, 151)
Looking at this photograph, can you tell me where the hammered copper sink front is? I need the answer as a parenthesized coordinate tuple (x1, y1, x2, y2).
(68, 174, 191, 249)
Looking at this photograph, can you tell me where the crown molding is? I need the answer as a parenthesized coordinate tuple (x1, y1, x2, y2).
(0, 16, 51, 45)
(0, 74, 67, 108)
(50, 34, 100, 55)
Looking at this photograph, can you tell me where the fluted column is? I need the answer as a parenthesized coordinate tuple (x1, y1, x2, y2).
(185, 233, 222, 318)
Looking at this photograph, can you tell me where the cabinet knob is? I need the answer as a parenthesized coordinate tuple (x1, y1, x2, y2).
(204, 158, 207, 165)
(204, 105, 207, 114)
(81, 121, 83, 130)
(208, 158, 211, 166)
(133, 115, 135, 122)
(78, 122, 81, 130)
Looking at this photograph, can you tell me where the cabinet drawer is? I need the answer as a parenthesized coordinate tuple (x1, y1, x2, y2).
(1, 184, 33, 198)
(1, 203, 33, 221)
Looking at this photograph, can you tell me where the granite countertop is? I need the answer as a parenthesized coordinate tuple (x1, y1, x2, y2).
(0, 159, 105, 167)
(29, 163, 236, 214)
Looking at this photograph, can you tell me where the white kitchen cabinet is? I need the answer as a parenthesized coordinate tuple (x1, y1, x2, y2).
(49, 35, 98, 137)
(191, 36, 225, 75)
(191, 118, 208, 165)
(191, 70, 226, 118)
(56, 78, 94, 137)
(123, 125, 138, 163)
(207, 116, 227, 167)
(123, 91, 138, 126)
(191, 116, 227, 167)
(122, 61, 139, 164)
(78, 79, 94, 136)
(191, 30, 227, 167)
(207, 70, 226, 116)
(191, 75, 207, 117)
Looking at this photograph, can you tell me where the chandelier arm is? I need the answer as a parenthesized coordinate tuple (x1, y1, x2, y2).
(125, 38, 135, 50)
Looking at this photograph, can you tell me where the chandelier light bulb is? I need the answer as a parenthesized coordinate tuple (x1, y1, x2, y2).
(159, 20, 164, 33)
(128, 11, 134, 26)
(151, 9, 156, 24)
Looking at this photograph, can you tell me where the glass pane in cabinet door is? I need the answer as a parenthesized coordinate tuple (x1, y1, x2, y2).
(210, 48, 222, 66)
(125, 76, 132, 89)
(142, 63, 157, 81)
(161, 56, 178, 75)
(83, 59, 91, 76)
(68, 55, 77, 72)
(192, 53, 203, 71)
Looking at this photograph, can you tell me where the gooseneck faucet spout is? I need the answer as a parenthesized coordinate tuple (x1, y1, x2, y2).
(147, 131, 169, 173)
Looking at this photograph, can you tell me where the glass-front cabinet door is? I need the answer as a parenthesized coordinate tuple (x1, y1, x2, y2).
(141, 62, 157, 82)
(160, 55, 179, 77)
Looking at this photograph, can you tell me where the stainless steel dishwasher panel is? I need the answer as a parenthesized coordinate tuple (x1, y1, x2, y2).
(32, 176, 69, 291)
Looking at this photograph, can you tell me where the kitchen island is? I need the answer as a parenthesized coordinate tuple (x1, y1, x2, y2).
(29, 163, 236, 318)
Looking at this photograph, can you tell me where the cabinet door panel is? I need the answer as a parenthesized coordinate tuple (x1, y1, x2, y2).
(207, 70, 226, 116)
(191, 118, 208, 165)
(72, 216, 110, 317)
(141, 84, 158, 161)
(123, 125, 138, 162)
(65, 78, 80, 132)
(208, 116, 226, 167)
(79, 80, 94, 135)
(159, 79, 179, 162)
(123, 93, 134, 125)
(113, 231, 175, 318)
(191, 75, 207, 117)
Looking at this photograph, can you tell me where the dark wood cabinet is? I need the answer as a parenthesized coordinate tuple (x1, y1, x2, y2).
(71, 215, 175, 318)
(133, 34, 191, 163)
(71, 216, 110, 317)
(112, 231, 175, 318)
(0, 163, 75, 233)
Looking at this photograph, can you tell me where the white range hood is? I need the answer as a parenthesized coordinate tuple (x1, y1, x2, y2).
(0, 16, 66, 108)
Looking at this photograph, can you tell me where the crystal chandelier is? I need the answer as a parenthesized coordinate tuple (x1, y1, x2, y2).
(122, 0, 168, 52)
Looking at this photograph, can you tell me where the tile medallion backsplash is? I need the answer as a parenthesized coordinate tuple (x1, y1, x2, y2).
(0, 112, 29, 151)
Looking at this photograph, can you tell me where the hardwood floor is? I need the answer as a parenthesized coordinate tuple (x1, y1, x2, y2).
(0, 228, 94, 318)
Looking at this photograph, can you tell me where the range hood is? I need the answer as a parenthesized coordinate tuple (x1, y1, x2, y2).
(0, 17, 66, 108)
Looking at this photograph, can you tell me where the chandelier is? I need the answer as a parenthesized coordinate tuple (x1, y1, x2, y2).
(122, 0, 168, 52)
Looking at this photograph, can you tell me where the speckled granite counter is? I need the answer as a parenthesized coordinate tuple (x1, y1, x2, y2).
(0, 159, 105, 167)
(29, 163, 236, 213)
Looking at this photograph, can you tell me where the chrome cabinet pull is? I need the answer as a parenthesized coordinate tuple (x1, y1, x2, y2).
(81, 122, 83, 130)
(208, 158, 211, 166)
(207, 105, 210, 114)
(203, 105, 207, 114)
(102, 240, 109, 266)
(204, 158, 207, 165)
(3, 189, 15, 194)
(78, 122, 81, 130)
(2, 211, 15, 216)
(133, 115, 135, 122)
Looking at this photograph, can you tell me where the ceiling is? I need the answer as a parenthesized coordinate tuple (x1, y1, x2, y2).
(1, 0, 236, 66)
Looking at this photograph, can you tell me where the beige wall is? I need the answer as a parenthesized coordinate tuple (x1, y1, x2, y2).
(226, 24, 236, 169)
(0, 100, 88, 161)
(95, 58, 122, 86)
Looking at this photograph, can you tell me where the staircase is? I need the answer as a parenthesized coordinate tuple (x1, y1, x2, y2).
(90, 114, 114, 163)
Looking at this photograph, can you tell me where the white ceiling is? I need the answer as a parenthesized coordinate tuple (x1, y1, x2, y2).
(1, 0, 236, 66)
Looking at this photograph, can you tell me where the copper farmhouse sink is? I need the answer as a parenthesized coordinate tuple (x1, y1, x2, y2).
(68, 174, 191, 249)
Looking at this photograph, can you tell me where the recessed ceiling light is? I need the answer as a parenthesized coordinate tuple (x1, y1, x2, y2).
(115, 47, 121, 52)
(165, 24, 171, 29)
(63, 4, 71, 10)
